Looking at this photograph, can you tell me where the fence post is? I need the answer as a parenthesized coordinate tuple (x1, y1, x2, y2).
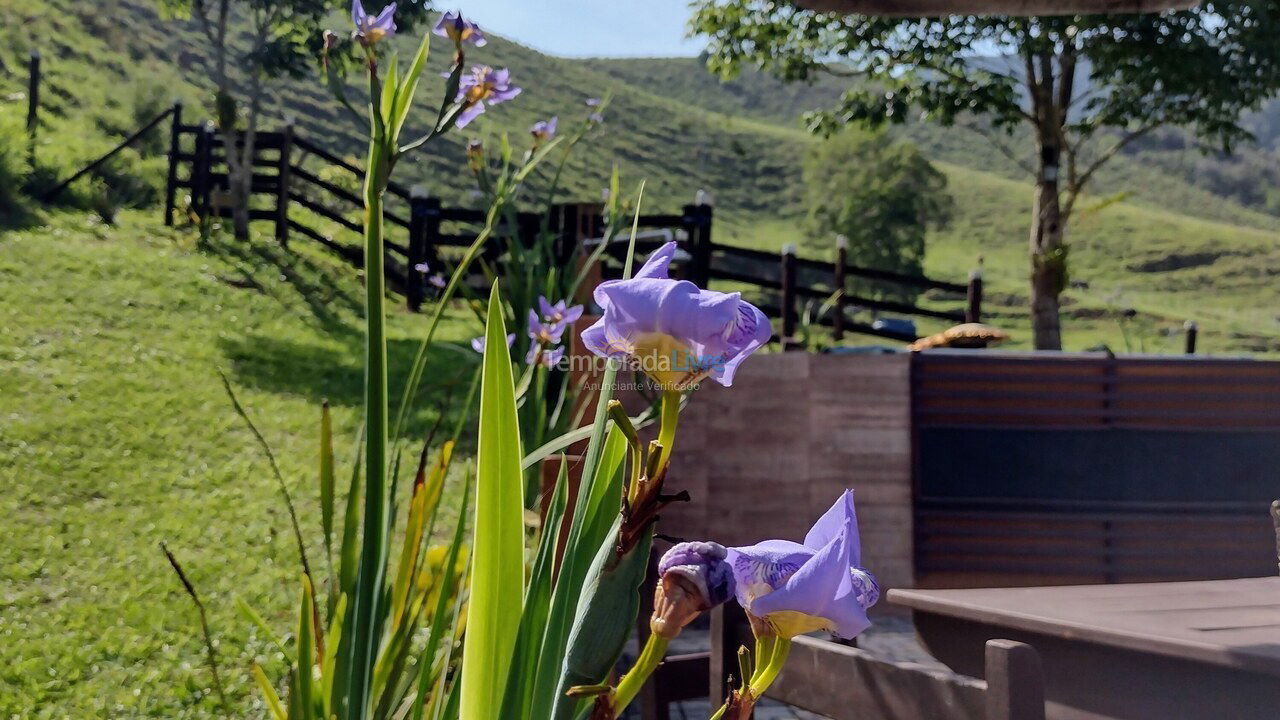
(984, 640, 1045, 720)
(682, 191, 714, 286)
(966, 267, 984, 324)
(163, 102, 183, 226)
(275, 123, 294, 248)
(191, 123, 214, 218)
(708, 603, 750, 710)
(27, 50, 40, 165)
(407, 189, 441, 312)
(833, 234, 848, 342)
(781, 244, 799, 351)
(1184, 320, 1198, 355)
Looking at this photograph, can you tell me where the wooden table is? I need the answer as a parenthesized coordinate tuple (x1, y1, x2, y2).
(889, 577, 1280, 720)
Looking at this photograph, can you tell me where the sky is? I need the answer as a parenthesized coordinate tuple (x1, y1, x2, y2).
(451, 0, 706, 58)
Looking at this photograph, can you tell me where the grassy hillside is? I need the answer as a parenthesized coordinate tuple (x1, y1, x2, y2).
(0, 210, 478, 716)
(0, 0, 1276, 354)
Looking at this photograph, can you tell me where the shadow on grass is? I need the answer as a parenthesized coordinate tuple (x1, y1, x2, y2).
(218, 331, 481, 445)
(201, 231, 365, 330)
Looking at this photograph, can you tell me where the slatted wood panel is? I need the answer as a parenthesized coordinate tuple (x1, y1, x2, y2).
(643, 352, 916, 593)
(912, 351, 1280, 587)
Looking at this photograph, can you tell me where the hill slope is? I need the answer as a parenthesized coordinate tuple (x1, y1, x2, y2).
(1, 0, 1278, 352)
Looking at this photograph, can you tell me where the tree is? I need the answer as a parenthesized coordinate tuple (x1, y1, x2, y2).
(801, 129, 952, 303)
(690, 2, 1280, 348)
(160, 0, 435, 239)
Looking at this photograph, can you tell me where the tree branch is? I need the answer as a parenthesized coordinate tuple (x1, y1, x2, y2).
(1063, 122, 1163, 217)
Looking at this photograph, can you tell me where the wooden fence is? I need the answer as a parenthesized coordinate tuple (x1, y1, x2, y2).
(163, 111, 977, 343)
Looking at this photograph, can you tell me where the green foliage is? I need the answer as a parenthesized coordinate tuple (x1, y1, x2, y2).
(691, 0, 1280, 345)
(801, 128, 952, 302)
(459, 285, 526, 720)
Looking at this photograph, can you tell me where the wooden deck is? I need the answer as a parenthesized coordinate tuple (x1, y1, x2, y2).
(891, 577, 1280, 719)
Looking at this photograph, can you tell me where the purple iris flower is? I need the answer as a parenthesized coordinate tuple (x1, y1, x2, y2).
(471, 333, 515, 354)
(351, 0, 396, 44)
(530, 116, 558, 143)
(537, 295, 583, 328)
(528, 309, 566, 346)
(727, 491, 878, 640)
(414, 261, 430, 273)
(580, 241, 771, 390)
(526, 344, 565, 368)
(428, 273, 447, 289)
(432, 10, 486, 47)
(454, 66, 521, 128)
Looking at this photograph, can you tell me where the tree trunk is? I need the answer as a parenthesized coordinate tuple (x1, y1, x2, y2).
(1029, 144, 1066, 351)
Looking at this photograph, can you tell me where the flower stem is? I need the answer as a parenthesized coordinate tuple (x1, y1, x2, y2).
(611, 632, 669, 717)
(656, 389, 681, 471)
(348, 135, 390, 720)
(748, 638, 792, 697)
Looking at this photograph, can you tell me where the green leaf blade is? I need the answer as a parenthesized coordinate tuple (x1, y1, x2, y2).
(458, 283, 526, 720)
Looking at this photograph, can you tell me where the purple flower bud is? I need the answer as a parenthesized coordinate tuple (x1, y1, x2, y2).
(585, 97, 602, 107)
(727, 491, 877, 640)
(432, 10, 486, 47)
(650, 541, 735, 638)
(580, 242, 771, 390)
(414, 261, 430, 273)
(428, 273, 447, 289)
(471, 333, 515, 354)
(530, 116, 558, 144)
(351, 0, 396, 45)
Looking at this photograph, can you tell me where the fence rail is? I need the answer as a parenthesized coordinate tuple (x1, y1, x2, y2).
(164, 111, 977, 343)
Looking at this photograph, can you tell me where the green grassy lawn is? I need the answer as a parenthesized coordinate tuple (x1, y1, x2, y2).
(0, 211, 478, 717)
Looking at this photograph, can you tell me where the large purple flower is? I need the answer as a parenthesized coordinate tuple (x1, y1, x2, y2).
(580, 242, 770, 390)
(728, 491, 878, 639)
(454, 66, 521, 128)
(432, 10, 486, 47)
(351, 0, 396, 44)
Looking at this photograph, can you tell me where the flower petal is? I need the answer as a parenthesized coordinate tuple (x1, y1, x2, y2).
(455, 102, 485, 128)
(634, 241, 677, 280)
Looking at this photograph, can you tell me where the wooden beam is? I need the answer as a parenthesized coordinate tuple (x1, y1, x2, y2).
(792, 0, 1196, 15)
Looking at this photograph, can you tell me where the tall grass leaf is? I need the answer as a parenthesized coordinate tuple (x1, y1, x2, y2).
(393, 33, 431, 141)
(411, 477, 471, 720)
(235, 596, 291, 659)
(321, 593, 348, 718)
(297, 574, 318, 720)
(253, 664, 288, 720)
(458, 283, 526, 720)
(320, 402, 336, 576)
(498, 456, 569, 717)
(526, 183, 646, 718)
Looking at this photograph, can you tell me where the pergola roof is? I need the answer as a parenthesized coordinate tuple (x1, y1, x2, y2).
(793, 0, 1197, 16)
